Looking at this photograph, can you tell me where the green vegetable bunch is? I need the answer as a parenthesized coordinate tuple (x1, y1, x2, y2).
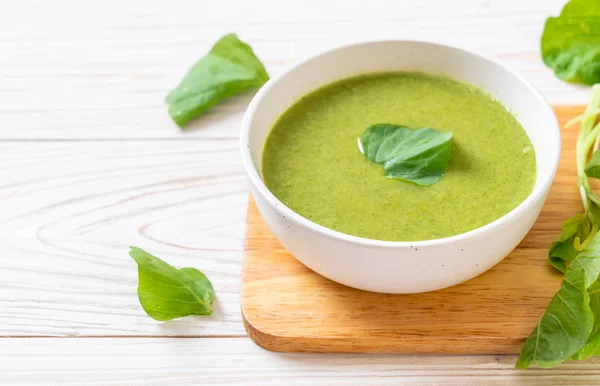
(517, 85, 600, 368)
(549, 87, 600, 274)
(516, 0, 600, 368)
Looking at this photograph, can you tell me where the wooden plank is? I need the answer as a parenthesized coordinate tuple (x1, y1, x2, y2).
(0, 140, 248, 336)
(241, 106, 586, 354)
(0, 0, 586, 140)
(2, 338, 600, 385)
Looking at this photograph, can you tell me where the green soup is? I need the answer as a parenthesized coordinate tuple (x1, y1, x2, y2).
(262, 72, 536, 241)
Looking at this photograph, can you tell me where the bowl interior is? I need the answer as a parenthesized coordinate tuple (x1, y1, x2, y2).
(244, 40, 560, 220)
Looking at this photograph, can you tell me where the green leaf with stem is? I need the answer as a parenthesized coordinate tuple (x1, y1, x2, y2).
(549, 85, 600, 274)
(516, 233, 600, 369)
(129, 247, 215, 321)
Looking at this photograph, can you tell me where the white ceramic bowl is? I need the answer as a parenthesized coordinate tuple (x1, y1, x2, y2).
(240, 40, 560, 294)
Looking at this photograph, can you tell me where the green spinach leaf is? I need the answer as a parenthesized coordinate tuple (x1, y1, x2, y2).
(549, 214, 591, 273)
(129, 247, 215, 321)
(360, 124, 452, 186)
(561, 0, 600, 16)
(542, 0, 600, 85)
(572, 279, 600, 359)
(516, 233, 600, 369)
(586, 151, 600, 179)
(166, 33, 269, 127)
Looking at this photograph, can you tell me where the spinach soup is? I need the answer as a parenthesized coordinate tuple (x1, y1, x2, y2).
(262, 72, 536, 241)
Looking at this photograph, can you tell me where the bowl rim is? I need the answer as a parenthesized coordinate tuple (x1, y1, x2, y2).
(240, 39, 561, 249)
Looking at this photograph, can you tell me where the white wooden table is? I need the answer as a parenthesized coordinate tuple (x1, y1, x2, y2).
(2, 0, 600, 384)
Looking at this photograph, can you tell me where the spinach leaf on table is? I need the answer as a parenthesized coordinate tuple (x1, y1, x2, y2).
(359, 124, 452, 186)
(166, 33, 269, 127)
(129, 247, 215, 321)
(542, 0, 600, 85)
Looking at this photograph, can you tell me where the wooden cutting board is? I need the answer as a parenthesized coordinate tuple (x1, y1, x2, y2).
(241, 106, 585, 354)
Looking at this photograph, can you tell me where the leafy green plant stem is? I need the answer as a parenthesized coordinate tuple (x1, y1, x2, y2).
(517, 85, 600, 368)
(576, 86, 600, 215)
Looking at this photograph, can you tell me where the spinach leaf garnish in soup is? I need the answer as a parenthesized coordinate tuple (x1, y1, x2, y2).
(360, 124, 452, 186)
(262, 72, 536, 242)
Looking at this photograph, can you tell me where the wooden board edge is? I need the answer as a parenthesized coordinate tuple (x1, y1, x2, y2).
(241, 252, 524, 354)
(242, 307, 523, 354)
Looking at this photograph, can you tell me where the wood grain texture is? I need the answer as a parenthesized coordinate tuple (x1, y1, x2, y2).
(3, 338, 600, 386)
(241, 106, 585, 354)
(0, 141, 248, 336)
(0, 0, 588, 140)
